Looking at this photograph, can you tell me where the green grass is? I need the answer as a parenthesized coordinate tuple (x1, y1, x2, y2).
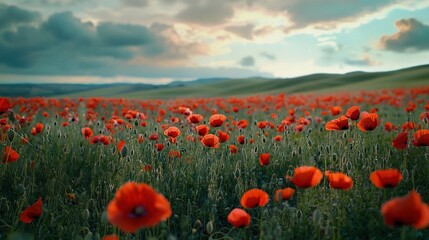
(1, 88, 429, 239)
(51, 64, 429, 99)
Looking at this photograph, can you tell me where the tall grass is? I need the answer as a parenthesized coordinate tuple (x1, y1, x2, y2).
(1, 88, 429, 239)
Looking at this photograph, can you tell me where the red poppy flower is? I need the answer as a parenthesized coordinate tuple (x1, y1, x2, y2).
(137, 134, 145, 144)
(325, 115, 349, 131)
(118, 140, 126, 153)
(330, 106, 343, 116)
(2, 146, 19, 163)
(273, 135, 282, 141)
(102, 234, 119, 240)
(187, 114, 203, 124)
(82, 127, 93, 139)
(217, 130, 230, 142)
(287, 166, 323, 188)
(229, 145, 238, 154)
(227, 208, 251, 228)
(196, 125, 210, 136)
(381, 190, 429, 229)
(209, 114, 226, 127)
(237, 135, 245, 144)
(201, 134, 219, 148)
(240, 189, 269, 208)
(357, 112, 380, 132)
(370, 169, 403, 188)
(237, 119, 248, 129)
(35, 123, 44, 134)
(274, 188, 295, 202)
(20, 197, 43, 224)
(90, 135, 110, 145)
(345, 106, 360, 120)
(168, 150, 181, 158)
(259, 153, 270, 166)
(149, 133, 159, 141)
(412, 129, 429, 147)
(155, 143, 164, 151)
(163, 126, 180, 138)
(0, 97, 11, 114)
(107, 182, 171, 233)
(325, 171, 353, 190)
(384, 122, 396, 132)
(392, 132, 408, 150)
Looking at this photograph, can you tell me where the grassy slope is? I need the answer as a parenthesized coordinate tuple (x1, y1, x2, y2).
(52, 64, 429, 99)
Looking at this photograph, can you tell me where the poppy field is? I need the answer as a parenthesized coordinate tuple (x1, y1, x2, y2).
(1, 87, 429, 240)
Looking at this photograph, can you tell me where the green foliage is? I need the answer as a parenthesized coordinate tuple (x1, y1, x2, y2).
(1, 92, 429, 239)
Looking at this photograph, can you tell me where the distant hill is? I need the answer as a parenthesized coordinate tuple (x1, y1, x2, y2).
(1, 64, 428, 99)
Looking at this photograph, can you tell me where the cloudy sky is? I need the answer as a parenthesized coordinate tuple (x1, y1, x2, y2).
(0, 0, 429, 84)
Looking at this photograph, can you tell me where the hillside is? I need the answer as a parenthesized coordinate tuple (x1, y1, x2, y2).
(1, 64, 429, 99)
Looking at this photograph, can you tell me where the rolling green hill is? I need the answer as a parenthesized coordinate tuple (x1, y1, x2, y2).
(1, 64, 429, 99)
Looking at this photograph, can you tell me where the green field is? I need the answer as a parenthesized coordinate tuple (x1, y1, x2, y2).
(1, 88, 429, 239)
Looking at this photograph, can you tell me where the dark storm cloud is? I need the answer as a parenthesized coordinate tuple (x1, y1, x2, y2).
(377, 18, 429, 52)
(0, 4, 272, 79)
(240, 56, 255, 66)
(0, 4, 40, 30)
(0, 8, 166, 70)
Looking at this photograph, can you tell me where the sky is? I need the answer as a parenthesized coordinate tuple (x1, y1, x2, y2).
(0, 0, 429, 84)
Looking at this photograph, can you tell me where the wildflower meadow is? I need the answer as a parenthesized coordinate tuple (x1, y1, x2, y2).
(1, 87, 429, 239)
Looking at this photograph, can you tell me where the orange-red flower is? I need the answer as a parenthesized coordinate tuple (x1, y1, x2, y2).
(107, 182, 171, 233)
(237, 135, 245, 144)
(82, 127, 94, 139)
(384, 122, 396, 132)
(287, 166, 323, 188)
(229, 144, 238, 154)
(0, 97, 11, 114)
(273, 135, 282, 141)
(325, 171, 353, 190)
(411, 129, 429, 147)
(35, 123, 44, 133)
(370, 169, 403, 188)
(209, 114, 226, 127)
(357, 112, 380, 132)
(237, 119, 248, 129)
(325, 115, 349, 131)
(196, 125, 210, 136)
(274, 188, 295, 202)
(227, 208, 251, 228)
(20, 197, 43, 224)
(118, 140, 126, 153)
(90, 135, 110, 145)
(392, 132, 408, 150)
(149, 133, 159, 141)
(167, 150, 181, 158)
(187, 114, 203, 124)
(345, 106, 360, 120)
(102, 234, 119, 240)
(201, 134, 219, 148)
(155, 143, 164, 151)
(330, 106, 343, 116)
(240, 189, 269, 208)
(2, 146, 19, 164)
(163, 126, 180, 138)
(259, 153, 270, 166)
(381, 190, 429, 229)
(217, 130, 230, 142)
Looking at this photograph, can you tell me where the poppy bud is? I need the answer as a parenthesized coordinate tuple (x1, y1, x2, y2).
(82, 209, 90, 220)
(206, 221, 214, 235)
